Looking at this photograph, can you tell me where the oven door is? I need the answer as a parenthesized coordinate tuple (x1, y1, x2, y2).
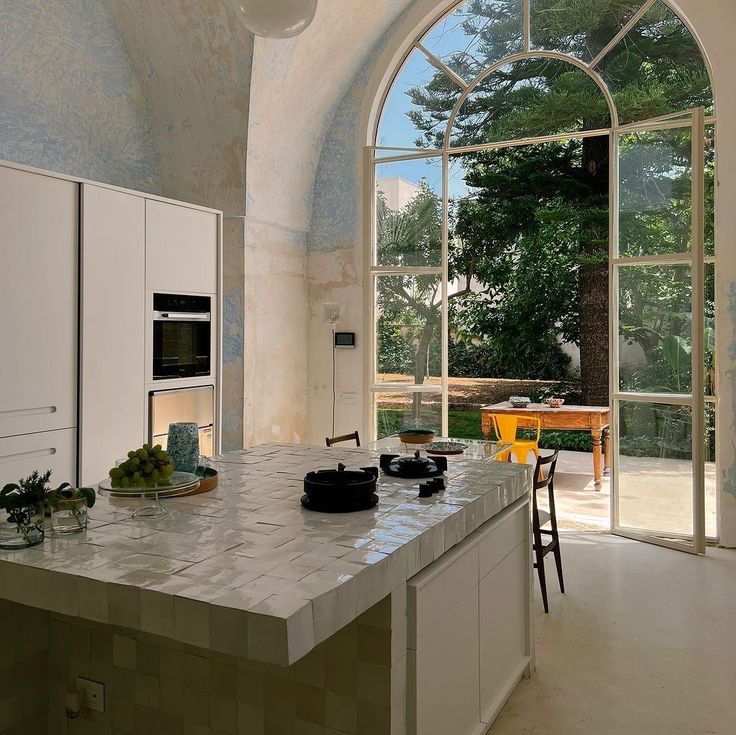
(153, 311, 211, 380)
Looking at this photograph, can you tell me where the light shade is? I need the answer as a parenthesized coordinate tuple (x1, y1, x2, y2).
(234, 0, 318, 39)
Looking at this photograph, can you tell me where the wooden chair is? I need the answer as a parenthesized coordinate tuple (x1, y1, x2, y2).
(532, 450, 564, 613)
(325, 431, 361, 448)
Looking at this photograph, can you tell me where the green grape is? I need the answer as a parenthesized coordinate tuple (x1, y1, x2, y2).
(162, 464, 174, 478)
(127, 450, 135, 459)
(151, 469, 160, 482)
(153, 444, 162, 453)
(111, 478, 120, 488)
(144, 463, 154, 474)
(120, 477, 130, 488)
(143, 444, 151, 452)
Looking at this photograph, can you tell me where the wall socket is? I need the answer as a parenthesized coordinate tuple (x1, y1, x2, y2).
(76, 677, 105, 713)
(322, 303, 340, 322)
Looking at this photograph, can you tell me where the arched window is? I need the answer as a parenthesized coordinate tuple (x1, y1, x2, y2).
(367, 0, 717, 547)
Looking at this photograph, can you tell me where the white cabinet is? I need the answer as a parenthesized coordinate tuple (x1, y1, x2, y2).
(79, 185, 146, 485)
(0, 167, 78, 439)
(0, 430, 77, 488)
(479, 542, 529, 724)
(407, 500, 532, 735)
(146, 200, 218, 294)
(409, 545, 480, 735)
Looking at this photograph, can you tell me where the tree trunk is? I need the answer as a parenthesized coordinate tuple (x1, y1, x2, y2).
(412, 308, 439, 422)
(579, 135, 610, 406)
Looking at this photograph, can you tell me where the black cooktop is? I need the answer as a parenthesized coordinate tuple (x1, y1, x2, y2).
(380, 451, 448, 479)
(301, 464, 379, 513)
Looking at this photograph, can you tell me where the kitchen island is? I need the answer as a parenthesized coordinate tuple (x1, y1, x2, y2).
(0, 443, 532, 735)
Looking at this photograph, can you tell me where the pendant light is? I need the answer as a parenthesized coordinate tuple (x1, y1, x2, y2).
(233, 0, 318, 39)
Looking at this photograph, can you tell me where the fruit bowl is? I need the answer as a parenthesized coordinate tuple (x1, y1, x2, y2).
(398, 428, 436, 445)
(545, 397, 565, 409)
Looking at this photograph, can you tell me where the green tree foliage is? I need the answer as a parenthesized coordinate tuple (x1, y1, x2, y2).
(383, 0, 713, 407)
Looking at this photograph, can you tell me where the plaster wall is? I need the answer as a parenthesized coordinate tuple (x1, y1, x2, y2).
(101, 0, 253, 452)
(0, 0, 159, 192)
(245, 1, 413, 448)
(304, 0, 736, 545)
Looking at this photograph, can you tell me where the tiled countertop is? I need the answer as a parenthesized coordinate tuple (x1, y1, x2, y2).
(0, 443, 531, 665)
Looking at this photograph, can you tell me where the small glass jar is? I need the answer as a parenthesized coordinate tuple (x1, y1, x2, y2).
(49, 497, 88, 536)
(0, 503, 45, 550)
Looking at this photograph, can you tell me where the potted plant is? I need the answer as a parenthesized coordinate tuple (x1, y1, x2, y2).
(45, 485, 96, 536)
(0, 470, 54, 549)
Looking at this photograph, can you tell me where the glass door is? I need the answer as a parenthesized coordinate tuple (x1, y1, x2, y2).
(611, 109, 707, 553)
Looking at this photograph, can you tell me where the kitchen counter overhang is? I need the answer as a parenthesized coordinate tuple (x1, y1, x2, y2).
(0, 443, 531, 667)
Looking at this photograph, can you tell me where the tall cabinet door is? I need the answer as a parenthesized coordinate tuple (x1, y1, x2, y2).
(0, 167, 78, 438)
(80, 185, 146, 485)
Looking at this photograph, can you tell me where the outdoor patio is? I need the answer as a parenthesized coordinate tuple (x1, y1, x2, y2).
(549, 451, 718, 539)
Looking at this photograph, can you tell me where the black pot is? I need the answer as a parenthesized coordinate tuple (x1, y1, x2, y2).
(302, 463, 379, 512)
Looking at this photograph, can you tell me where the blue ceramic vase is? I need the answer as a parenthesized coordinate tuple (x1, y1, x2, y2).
(167, 423, 199, 473)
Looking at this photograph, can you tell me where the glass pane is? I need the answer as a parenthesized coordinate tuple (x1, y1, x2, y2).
(597, 1, 714, 126)
(618, 264, 692, 394)
(446, 145, 598, 397)
(375, 158, 443, 267)
(705, 402, 716, 538)
(375, 275, 442, 384)
(531, 0, 647, 62)
(705, 262, 715, 398)
(377, 47, 461, 149)
(618, 128, 692, 257)
(420, 0, 524, 82)
(705, 124, 715, 257)
(374, 391, 442, 439)
(450, 57, 611, 147)
(617, 400, 693, 538)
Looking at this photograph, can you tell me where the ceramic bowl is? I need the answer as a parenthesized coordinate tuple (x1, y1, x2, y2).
(509, 396, 531, 408)
(398, 428, 436, 445)
(545, 397, 565, 409)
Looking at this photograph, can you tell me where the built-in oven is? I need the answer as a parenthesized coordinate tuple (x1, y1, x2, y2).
(152, 293, 211, 380)
(149, 386, 214, 457)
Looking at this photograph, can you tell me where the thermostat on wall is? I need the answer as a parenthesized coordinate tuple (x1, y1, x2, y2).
(334, 332, 356, 349)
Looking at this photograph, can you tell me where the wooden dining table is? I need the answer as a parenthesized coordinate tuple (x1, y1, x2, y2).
(481, 402, 611, 490)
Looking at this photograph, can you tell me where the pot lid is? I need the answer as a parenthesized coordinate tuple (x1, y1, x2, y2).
(395, 451, 432, 467)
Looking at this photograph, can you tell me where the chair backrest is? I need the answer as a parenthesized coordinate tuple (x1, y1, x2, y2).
(491, 414, 542, 443)
(491, 414, 519, 443)
(325, 431, 361, 448)
(534, 450, 559, 490)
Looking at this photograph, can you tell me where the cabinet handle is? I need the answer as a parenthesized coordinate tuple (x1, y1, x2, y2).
(0, 447, 56, 464)
(0, 406, 57, 419)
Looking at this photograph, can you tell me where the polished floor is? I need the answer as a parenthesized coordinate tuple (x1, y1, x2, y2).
(490, 533, 736, 735)
(551, 451, 717, 538)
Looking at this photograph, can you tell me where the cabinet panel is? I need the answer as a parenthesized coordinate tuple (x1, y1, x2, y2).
(412, 586, 480, 735)
(80, 185, 146, 485)
(478, 505, 528, 579)
(146, 200, 218, 294)
(479, 542, 529, 723)
(0, 167, 78, 438)
(407, 542, 478, 649)
(0, 430, 77, 487)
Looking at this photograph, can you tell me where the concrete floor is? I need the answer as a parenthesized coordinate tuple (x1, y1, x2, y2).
(550, 451, 717, 539)
(490, 533, 736, 735)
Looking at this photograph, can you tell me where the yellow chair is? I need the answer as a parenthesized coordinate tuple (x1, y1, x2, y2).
(490, 414, 542, 466)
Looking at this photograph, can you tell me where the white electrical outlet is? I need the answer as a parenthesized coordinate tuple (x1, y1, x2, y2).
(322, 302, 340, 322)
(76, 677, 105, 713)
